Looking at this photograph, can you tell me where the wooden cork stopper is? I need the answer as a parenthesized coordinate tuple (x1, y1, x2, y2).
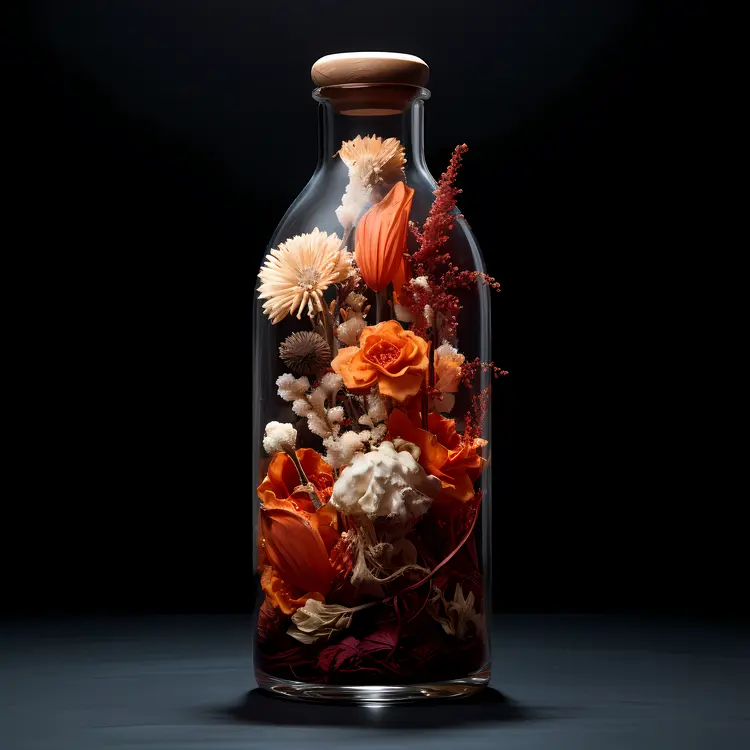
(311, 52, 429, 88)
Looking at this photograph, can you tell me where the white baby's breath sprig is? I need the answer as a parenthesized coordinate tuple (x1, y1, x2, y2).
(275, 373, 343, 440)
(323, 430, 369, 470)
(355, 393, 389, 450)
(276, 373, 310, 402)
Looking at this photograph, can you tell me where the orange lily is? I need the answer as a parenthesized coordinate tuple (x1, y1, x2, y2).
(259, 505, 335, 596)
(355, 180, 415, 292)
(257, 448, 340, 614)
(388, 408, 487, 503)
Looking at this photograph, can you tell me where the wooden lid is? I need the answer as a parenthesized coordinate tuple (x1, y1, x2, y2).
(311, 52, 429, 88)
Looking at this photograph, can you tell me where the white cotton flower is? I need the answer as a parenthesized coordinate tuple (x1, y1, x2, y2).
(276, 373, 310, 402)
(319, 373, 343, 399)
(330, 441, 440, 524)
(335, 178, 372, 230)
(263, 421, 297, 456)
(411, 276, 430, 290)
(336, 312, 367, 346)
(424, 304, 435, 327)
(327, 406, 345, 424)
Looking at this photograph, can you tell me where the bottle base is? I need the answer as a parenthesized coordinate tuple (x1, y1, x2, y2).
(255, 665, 491, 704)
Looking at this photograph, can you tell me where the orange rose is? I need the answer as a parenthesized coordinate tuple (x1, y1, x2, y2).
(388, 408, 487, 503)
(355, 180, 414, 292)
(330, 319, 430, 402)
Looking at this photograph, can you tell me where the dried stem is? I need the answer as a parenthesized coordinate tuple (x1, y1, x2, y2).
(342, 394, 361, 433)
(338, 225, 352, 253)
(374, 288, 388, 324)
(283, 446, 322, 509)
(428, 335, 436, 389)
(338, 495, 482, 616)
(317, 307, 335, 355)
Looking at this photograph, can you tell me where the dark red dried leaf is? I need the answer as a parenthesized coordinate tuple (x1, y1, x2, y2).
(317, 635, 360, 673)
(359, 626, 399, 655)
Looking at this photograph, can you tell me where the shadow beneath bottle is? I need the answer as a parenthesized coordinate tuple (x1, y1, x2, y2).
(212, 687, 546, 729)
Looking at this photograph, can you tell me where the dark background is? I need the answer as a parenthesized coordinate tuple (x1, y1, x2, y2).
(7, 1, 732, 620)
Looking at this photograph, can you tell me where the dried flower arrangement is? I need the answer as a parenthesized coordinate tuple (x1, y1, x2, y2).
(255, 138, 504, 685)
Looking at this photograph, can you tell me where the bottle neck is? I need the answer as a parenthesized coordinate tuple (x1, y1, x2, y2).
(314, 85, 430, 174)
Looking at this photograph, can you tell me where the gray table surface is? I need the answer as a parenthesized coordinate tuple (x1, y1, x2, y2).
(1, 614, 748, 749)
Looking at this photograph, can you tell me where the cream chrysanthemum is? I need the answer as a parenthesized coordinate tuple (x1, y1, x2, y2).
(338, 135, 406, 187)
(258, 228, 353, 324)
(335, 135, 407, 230)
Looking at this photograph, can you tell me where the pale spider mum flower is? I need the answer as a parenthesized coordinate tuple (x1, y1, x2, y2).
(337, 135, 406, 188)
(258, 228, 352, 324)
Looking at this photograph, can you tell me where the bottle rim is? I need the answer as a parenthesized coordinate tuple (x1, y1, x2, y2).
(313, 83, 431, 116)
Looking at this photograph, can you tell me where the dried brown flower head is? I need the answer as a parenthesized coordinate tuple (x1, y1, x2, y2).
(279, 331, 331, 375)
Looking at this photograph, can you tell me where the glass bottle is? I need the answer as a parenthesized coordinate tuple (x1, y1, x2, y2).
(252, 52, 496, 703)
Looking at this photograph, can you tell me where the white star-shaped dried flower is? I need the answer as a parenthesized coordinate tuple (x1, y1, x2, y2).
(258, 228, 353, 324)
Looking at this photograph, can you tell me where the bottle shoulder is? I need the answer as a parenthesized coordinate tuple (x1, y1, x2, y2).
(266, 163, 485, 273)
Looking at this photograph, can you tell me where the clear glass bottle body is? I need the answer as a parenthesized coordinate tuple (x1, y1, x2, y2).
(252, 83, 493, 702)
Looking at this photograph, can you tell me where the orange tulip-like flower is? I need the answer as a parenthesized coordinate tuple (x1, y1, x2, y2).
(258, 500, 340, 614)
(259, 505, 335, 596)
(330, 319, 430, 402)
(257, 448, 335, 514)
(355, 180, 414, 292)
(388, 408, 487, 503)
(257, 448, 340, 614)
